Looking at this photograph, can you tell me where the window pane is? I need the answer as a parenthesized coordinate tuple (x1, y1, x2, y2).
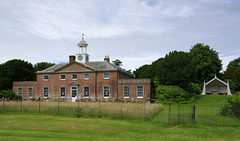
(18, 88, 23, 96)
(28, 88, 33, 98)
(72, 87, 77, 97)
(43, 75, 48, 80)
(103, 73, 110, 79)
(137, 86, 144, 98)
(103, 86, 110, 97)
(60, 75, 66, 80)
(43, 87, 48, 97)
(60, 87, 66, 97)
(123, 86, 130, 98)
(84, 74, 90, 79)
(83, 86, 90, 97)
(72, 74, 77, 80)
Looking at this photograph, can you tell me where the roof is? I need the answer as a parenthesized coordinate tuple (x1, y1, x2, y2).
(37, 61, 132, 77)
(205, 75, 228, 86)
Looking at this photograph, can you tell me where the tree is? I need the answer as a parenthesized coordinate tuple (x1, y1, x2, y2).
(133, 64, 153, 79)
(157, 51, 196, 90)
(34, 62, 55, 72)
(190, 43, 222, 83)
(0, 59, 35, 90)
(112, 59, 122, 67)
(224, 57, 240, 92)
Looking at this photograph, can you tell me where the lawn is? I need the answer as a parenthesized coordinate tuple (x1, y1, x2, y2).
(0, 114, 240, 141)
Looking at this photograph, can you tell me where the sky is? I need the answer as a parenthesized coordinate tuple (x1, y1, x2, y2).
(0, 0, 240, 71)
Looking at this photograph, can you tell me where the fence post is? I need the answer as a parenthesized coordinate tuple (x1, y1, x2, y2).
(58, 97, 60, 115)
(120, 102, 123, 120)
(168, 104, 171, 124)
(222, 104, 224, 127)
(98, 100, 101, 117)
(192, 105, 196, 123)
(2, 98, 4, 112)
(21, 98, 22, 113)
(77, 98, 80, 118)
(38, 98, 40, 113)
(143, 102, 146, 121)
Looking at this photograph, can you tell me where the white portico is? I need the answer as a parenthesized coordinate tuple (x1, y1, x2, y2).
(201, 75, 232, 95)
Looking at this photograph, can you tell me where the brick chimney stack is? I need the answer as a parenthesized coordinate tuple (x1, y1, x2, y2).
(104, 55, 110, 62)
(69, 55, 76, 63)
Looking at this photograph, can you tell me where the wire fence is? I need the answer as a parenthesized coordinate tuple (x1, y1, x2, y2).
(0, 100, 239, 126)
(152, 104, 240, 126)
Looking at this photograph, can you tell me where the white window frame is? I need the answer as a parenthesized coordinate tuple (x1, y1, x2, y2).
(43, 75, 49, 81)
(71, 86, 78, 98)
(43, 87, 49, 98)
(60, 74, 66, 80)
(103, 86, 110, 98)
(60, 86, 66, 98)
(27, 87, 33, 98)
(71, 74, 78, 80)
(17, 87, 23, 96)
(123, 86, 130, 98)
(83, 73, 90, 80)
(103, 73, 110, 79)
(83, 86, 90, 98)
(136, 86, 144, 98)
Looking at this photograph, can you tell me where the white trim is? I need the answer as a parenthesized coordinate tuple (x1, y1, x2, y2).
(83, 73, 90, 80)
(123, 85, 130, 98)
(60, 74, 66, 80)
(17, 87, 23, 96)
(136, 85, 144, 98)
(43, 87, 49, 98)
(43, 75, 49, 81)
(70, 86, 78, 98)
(59, 86, 66, 98)
(83, 86, 90, 98)
(103, 73, 110, 79)
(27, 87, 33, 98)
(103, 86, 110, 98)
(71, 74, 78, 80)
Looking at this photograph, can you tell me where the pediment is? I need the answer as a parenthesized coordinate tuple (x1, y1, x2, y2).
(57, 62, 94, 72)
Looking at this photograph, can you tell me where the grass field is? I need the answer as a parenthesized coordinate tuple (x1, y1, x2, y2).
(0, 114, 240, 141)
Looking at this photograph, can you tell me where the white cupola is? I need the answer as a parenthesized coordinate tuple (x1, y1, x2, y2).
(76, 34, 89, 64)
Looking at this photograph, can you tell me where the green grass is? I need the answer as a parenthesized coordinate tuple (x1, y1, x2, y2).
(0, 114, 240, 141)
(192, 95, 231, 104)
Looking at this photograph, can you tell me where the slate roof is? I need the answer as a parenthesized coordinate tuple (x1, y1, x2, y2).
(37, 61, 130, 76)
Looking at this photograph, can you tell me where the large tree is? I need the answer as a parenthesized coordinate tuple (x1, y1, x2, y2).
(224, 57, 240, 92)
(190, 43, 222, 83)
(0, 59, 35, 90)
(34, 62, 55, 72)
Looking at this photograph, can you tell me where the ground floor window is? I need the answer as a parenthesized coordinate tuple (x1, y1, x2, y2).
(71, 86, 77, 97)
(103, 86, 110, 98)
(27, 87, 33, 98)
(60, 87, 66, 98)
(43, 87, 48, 98)
(123, 86, 130, 98)
(83, 86, 90, 98)
(17, 88, 23, 96)
(137, 86, 144, 98)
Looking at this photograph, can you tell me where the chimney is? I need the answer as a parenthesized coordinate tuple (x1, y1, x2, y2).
(69, 55, 75, 63)
(104, 55, 110, 62)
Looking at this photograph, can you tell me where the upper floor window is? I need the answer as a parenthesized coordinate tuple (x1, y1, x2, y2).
(103, 86, 110, 98)
(123, 86, 130, 98)
(72, 74, 78, 80)
(60, 87, 66, 98)
(60, 74, 66, 80)
(137, 86, 144, 98)
(17, 88, 23, 96)
(83, 74, 90, 80)
(43, 87, 48, 98)
(83, 86, 90, 98)
(103, 73, 110, 79)
(28, 87, 33, 98)
(43, 75, 49, 81)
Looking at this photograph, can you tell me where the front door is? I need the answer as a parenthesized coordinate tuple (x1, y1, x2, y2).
(71, 86, 78, 102)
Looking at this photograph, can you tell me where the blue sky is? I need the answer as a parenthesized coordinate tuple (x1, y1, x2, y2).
(0, 0, 240, 71)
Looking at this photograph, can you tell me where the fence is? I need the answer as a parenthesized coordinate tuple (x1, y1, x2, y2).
(152, 104, 240, 126)
(0, 100, 239, 126)
(0, 100, 162, 121)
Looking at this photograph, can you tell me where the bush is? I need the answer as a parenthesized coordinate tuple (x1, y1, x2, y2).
(188, 83, 202, 95)
(220, 94, 240, 118)
(155, 85, 191, 104)
(0, 89, 21, 100)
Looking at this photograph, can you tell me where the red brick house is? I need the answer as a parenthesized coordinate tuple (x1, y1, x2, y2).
(12, 37, 151, 102)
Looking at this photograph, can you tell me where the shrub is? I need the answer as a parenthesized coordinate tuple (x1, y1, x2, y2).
(0, 89, 21, 100)
(155, 85, 191, 104)
(220, 94, 240, 118)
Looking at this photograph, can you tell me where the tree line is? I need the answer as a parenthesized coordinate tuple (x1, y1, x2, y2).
(134, 43, 240, 103)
